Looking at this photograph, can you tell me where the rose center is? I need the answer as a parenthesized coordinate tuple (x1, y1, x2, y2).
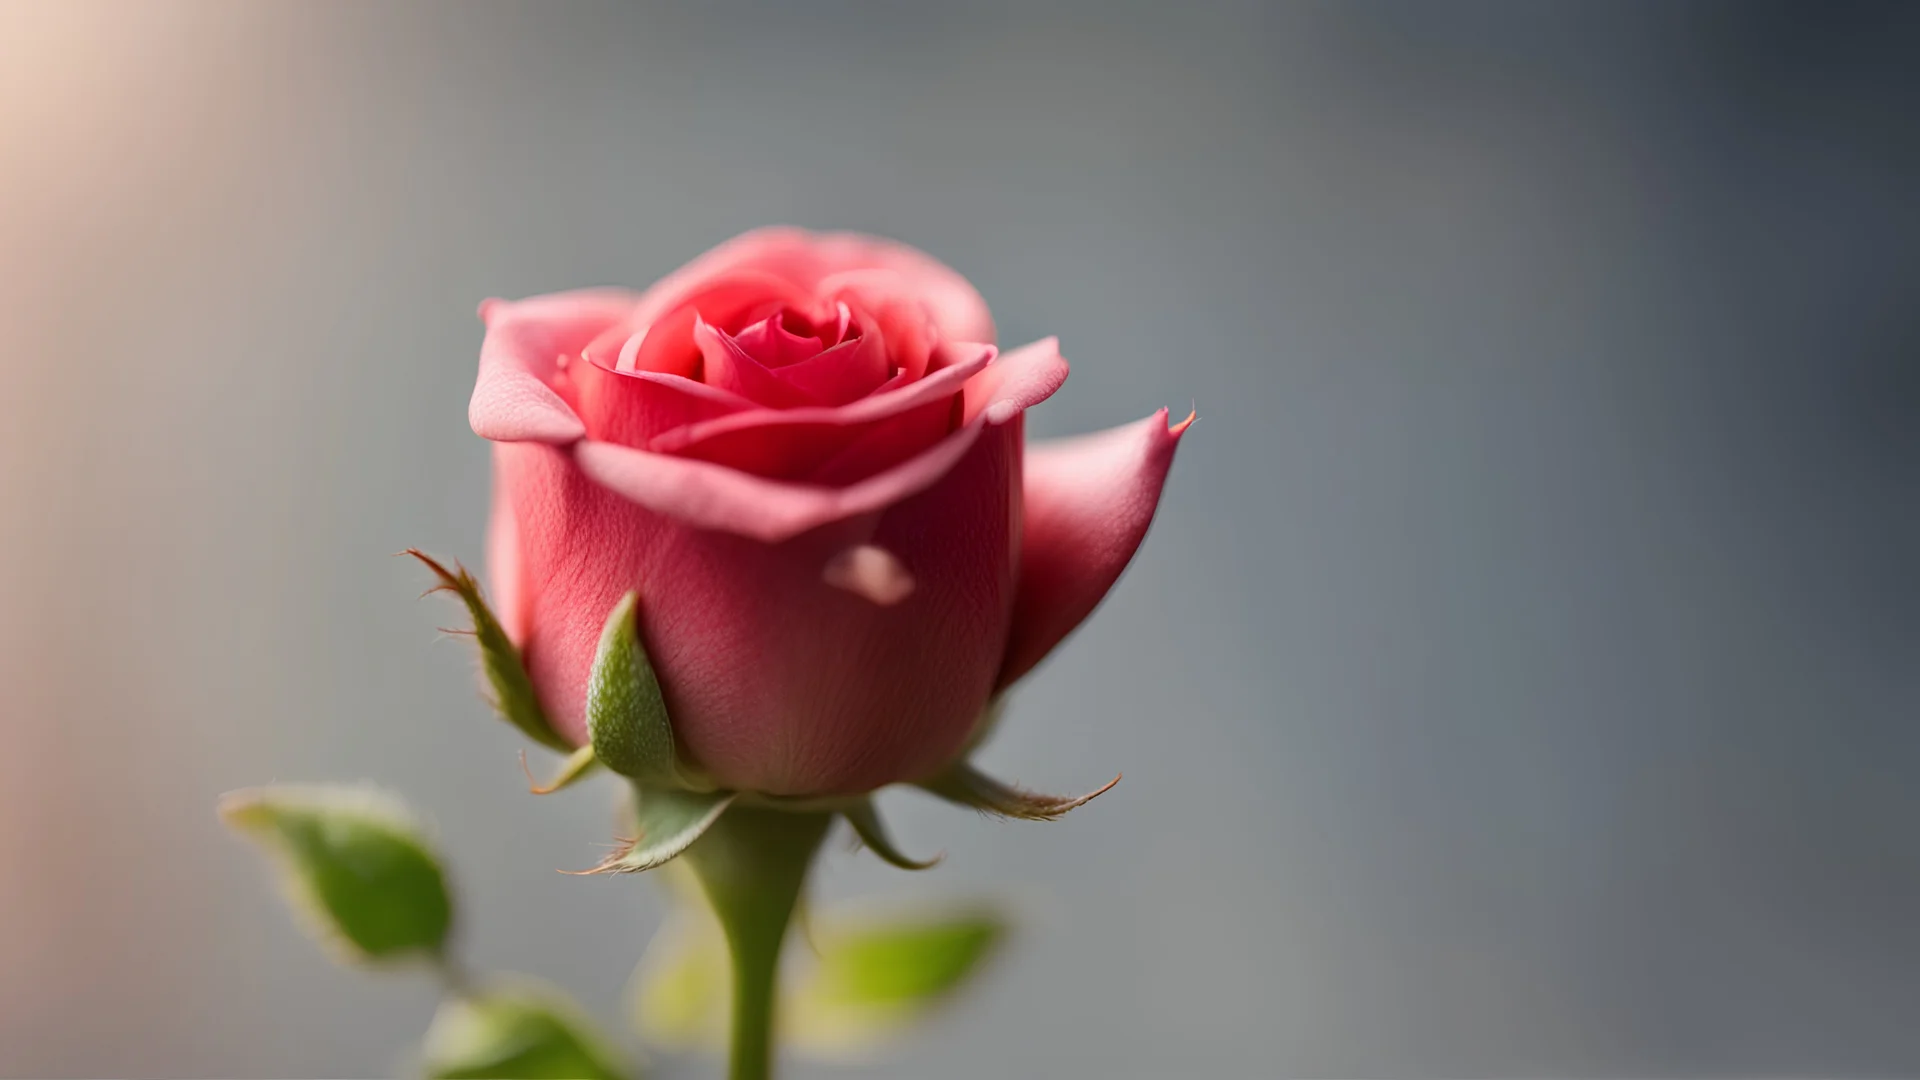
(731, 304, 857, 369)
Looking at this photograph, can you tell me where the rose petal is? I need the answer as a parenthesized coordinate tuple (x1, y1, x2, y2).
(699, 305, 892, 408)
(809, 235, 996, 344)
(635, 227, 995, 346)
(817, 283, 939, 380)
(803, 399, 957, 486)
(615, 304, 702, 377)
(485, 446, 529, 643)
(733, 303, 855, 366)
(694, 317, 817, 409)
(658, 398, 957, 483)
(621, 230, 826, 330)
(574, 414, 993, 544)
(573, 339, 1050, 545)
(571, 362, 754, 449)
(731, 315, 822, 367)
(654, 342, 991, 451)
(498, 416, 1021, 793)
(997, 407, 1191, 687)
(579, 271, 812, 377)
(961, 336, 1070, 424)
(645, 343, 992, 479)
(470, 289, 637, 444)
(763, 323, 892, 405)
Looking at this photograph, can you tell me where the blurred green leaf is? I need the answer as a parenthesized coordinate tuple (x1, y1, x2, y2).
(220, 785, 452, 963)
(407, 549, 570, 753)
(422, 978, 631, 1080)
(586, 591, 680, 785)
(631, 898, 1009, 1058)
(807, 911, 1005, 1007)
(631, 911, 729, 1050)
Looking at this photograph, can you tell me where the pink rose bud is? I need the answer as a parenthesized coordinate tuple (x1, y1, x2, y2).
(469, 228, 1188, 796)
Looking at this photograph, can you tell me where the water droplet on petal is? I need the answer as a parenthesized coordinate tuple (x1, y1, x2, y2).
(823, 545, 916, 606)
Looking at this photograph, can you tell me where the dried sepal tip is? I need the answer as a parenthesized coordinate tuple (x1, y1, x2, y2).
(520, 744, 602, 795)
(403, 549, 569, 754)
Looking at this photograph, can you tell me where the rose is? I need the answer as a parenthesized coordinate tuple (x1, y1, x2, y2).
(469, 228, 1187, 796)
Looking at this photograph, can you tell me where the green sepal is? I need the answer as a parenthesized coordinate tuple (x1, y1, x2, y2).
(585, 591, 682, 785)
(569, 786, 737, 875)
(219, 784, 453, 963)
(842, 798, 942, 871)
(916, 759, 1119, 821)
(407, 550, 569, 754)
(632, 899, 1008, 1058)
(522, 745, 601, 795)
(421, 977, 632, 1080)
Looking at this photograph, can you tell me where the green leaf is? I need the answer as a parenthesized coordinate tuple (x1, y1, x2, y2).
(570, 786, 737, 875)
(407, 549, 570, 754)
(807, 907, 1007, 1008)
(786, 906, 1008, 1055)
(220, 785, 452, 963)
(842, 798, 942, 871)
(421, 977, 631, 1080)
(631, 900, 1009, 1059)
(523, 745, 601, 795)
(630, 911, 729, 1050)
(917, 759, 1119, 821)
(586, 591, 680, 785)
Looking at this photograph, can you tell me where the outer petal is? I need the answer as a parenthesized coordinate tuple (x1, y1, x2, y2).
(812, 241, 996, 344)
(575, 419, 988, 544)
(484, 446, 529, 643)
(653, 398, 956, 483)
(962, 336, 1069, 424)
(496, 415, 1022, 795)
(997, 408, 1191, 688)
(572, 333, 1070, 542)
(470, 290, 636, 444)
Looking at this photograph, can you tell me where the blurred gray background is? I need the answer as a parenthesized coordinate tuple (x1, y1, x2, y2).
(2, 1, 1917, 1076)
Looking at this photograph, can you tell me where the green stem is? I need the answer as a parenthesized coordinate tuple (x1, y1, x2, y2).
(681, 804, 831, 1080)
